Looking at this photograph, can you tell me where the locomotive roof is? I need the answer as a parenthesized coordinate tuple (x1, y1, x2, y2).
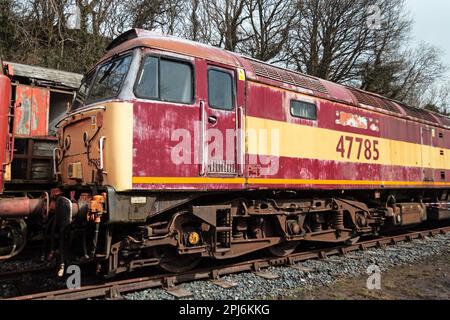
(102, 29, 450, 128)
(102, 29, 243, 68)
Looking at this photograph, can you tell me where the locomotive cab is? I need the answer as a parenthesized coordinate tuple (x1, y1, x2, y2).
(54, 30, 249, 274)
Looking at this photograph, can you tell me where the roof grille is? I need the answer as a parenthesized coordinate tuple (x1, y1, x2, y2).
(438, 115, 450, 127)
(248, 60, 328, 95)
(349, 88, 399, 113)
(401, 105, 439, 124)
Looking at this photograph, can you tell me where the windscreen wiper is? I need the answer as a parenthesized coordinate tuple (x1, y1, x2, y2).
(98, 61, 119, 84)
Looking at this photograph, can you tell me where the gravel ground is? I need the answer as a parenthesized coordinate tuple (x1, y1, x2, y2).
(124, 233, 450, 300)
(0, 258, 61, 299)
(0, 257, 53, 274)
(291, 252, 449, 299)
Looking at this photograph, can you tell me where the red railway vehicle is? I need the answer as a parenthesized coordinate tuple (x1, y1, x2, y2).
(0, 60, 81, 260)
(4, 61, 82, 188)
(0, 62, 11, 194)
(2, 29, 450, 276)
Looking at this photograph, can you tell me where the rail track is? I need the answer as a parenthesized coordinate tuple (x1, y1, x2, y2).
(3, 224, 449, 300)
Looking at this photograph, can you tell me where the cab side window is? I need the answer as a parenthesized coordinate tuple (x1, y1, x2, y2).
(290, 100, 317, 120)
(161, 59, 193, 103)
(135, 56, 158, 99)
(135, 56, 194, 104)
(208, 69, 234, 110)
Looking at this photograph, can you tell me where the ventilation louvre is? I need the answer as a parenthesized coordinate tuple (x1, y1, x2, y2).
(438, 115, 450, 127)
(248, 60, 328, 95)
(400, 105, 439, 124)
(248, 59, 446, 126)
(349, 88, 399, 113)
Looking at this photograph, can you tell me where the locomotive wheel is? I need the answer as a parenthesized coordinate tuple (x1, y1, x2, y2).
(0, 219, 27, 260)
(151, 246, 201, 273)
(266, 241, 298, 257)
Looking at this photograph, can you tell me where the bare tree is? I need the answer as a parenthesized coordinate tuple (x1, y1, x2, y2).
(184, 0, 202, 41)
(0, 0, 15, 57)
(287, 0, 379, 82)
(127, 0, 185, 35)
(180, 0, 214, 43)
(241, 0, 296, 61)
(423, 81, 450, 115)
(200, 0, 248, 51)
(359, 2, 447, 106)
(359, 0, 412, 97)
(392, 44, 447, 105)
(3, 0, 449, 113)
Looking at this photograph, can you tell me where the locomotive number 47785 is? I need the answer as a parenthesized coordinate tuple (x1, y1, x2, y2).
(336, 135, 380, 161)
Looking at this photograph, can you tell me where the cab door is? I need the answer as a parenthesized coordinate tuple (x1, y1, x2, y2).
(199, 63, 246, 180)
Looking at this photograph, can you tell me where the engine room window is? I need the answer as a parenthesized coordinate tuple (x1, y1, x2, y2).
(135, 56, 193, 104)
(208, 69, 234, 110)
(290, 100, 317, 120)
(87, 54, 132, 104)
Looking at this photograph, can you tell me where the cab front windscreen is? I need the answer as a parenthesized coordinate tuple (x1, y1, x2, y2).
(72, 54, 132, 110)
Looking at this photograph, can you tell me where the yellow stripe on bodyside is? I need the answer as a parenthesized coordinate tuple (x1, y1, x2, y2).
(247, 178, 450, 186)
(132, 176, 450, 187)
(246, 116, 449, 170)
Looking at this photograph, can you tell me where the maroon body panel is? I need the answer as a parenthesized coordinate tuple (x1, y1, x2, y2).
(127, 33, 450, 192)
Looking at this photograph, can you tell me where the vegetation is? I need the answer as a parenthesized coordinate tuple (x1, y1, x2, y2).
(0, 0, 448, 113)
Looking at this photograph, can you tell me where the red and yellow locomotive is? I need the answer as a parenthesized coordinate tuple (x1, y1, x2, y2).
(2, 29, 450, 275)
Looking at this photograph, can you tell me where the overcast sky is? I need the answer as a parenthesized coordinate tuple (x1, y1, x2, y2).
(406, 0, 450, 78)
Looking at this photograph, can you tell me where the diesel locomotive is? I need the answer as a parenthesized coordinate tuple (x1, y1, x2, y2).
(1, 29, 450, 276)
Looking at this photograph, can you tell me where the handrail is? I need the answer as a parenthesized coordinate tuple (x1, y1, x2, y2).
(238, 106, 245, 176)
(99, 136, 106, 171)
(52, 148, 60, 177)
(200, 100, 207, 176)
(3, 102, 18, 166)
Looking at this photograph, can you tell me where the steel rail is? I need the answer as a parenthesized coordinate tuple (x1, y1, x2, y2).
(6, 224, 450, 300)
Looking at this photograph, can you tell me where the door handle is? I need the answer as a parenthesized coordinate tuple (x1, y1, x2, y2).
(208, 115, 218, 125)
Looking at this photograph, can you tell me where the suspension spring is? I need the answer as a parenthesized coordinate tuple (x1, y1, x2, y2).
(333, 211, 345, 230)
